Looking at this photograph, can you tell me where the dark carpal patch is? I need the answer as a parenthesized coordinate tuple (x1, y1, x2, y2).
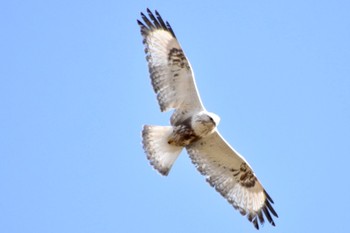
(168, 48, 190, 69)
(232, 162, 257, 188)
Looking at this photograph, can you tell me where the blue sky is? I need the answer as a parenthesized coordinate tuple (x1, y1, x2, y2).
(1, 0, 350, 232)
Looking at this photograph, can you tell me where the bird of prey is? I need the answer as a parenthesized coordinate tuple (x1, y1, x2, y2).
(137, 9, 278, 229)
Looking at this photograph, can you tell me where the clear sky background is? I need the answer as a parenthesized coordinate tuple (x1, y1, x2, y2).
(1, 1, 350, 232)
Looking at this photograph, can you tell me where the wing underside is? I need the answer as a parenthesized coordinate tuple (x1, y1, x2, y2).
(138, 9, 204, 123)
(186, 131, 278, 229)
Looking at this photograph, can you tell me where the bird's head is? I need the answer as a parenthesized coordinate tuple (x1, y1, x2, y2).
(191, 111, 221, 137)
(206, 112, 221, 127)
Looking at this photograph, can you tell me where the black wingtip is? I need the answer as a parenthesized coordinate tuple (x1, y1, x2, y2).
(265, 198, 279, 218)
(258, 210, 265, 226)
(137, 9, 177, 38)
(166, 21, 176, 38)
(136, 19, 144, 27)
(140, 11, 146, 18)
(253, 218, 259, 230)
(264, 189, 274, 203)
(244, 190, 278, 229)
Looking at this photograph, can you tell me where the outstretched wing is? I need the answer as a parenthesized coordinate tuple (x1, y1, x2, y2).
(137, 9, 204, 124)
(186, 131, 278, 229)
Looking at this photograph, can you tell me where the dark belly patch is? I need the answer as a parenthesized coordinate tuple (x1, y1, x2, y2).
(168, 125, 199, 147)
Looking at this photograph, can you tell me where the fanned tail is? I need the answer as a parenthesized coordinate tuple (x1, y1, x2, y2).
(142, 125, 183, 175)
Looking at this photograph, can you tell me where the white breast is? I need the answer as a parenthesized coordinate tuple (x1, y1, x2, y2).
(191, 111, 218, 137)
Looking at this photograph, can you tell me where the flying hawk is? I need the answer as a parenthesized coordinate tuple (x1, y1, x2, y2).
(138, 9, 278, 229)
